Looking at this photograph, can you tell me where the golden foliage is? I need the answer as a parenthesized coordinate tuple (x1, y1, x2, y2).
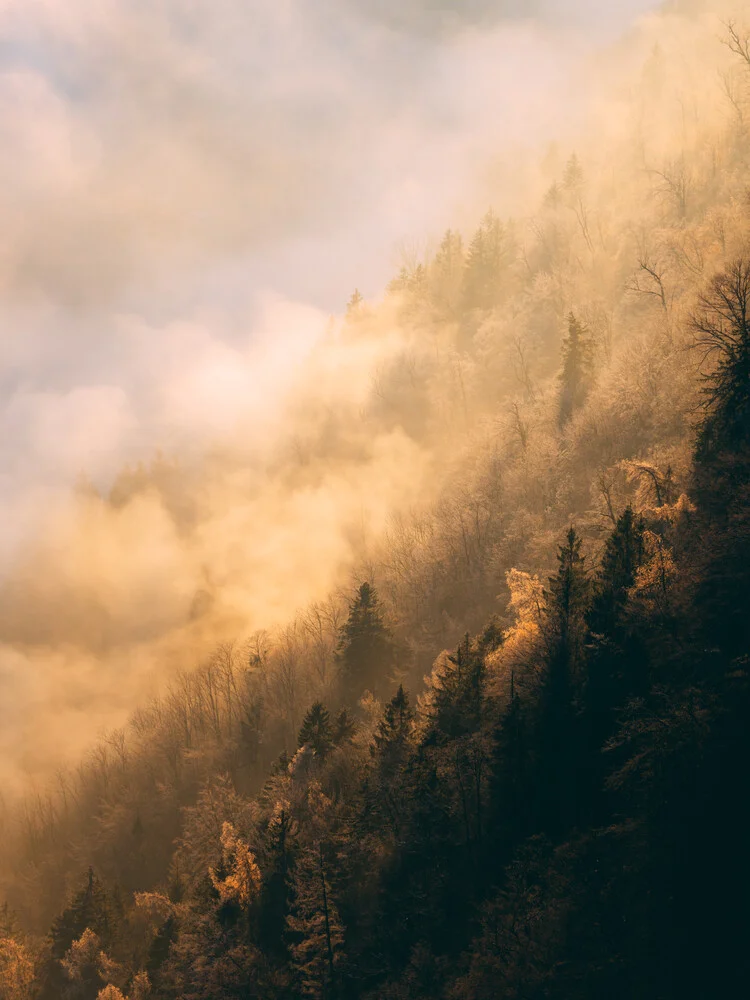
(0, 936, 35, 1000)
(209, 821, 262, 907)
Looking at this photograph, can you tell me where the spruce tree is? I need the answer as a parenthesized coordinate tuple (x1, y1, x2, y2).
(430, 228, 465, 318)
(558, 312, 592, 428)
(336, 582, 394, 705)
(258, 806, 296, 960)
(537, 527, 590, 833)
(490, 672, 530, 860)
(48, 869, 114, 960)
(427, 635, 485, 745)
(298, 703, 334, 758)
(39, 869, 114, 1000)
(372, 685, 414, 771)
(588, 507, 646, 637)
(332, 708, 357, 746)
(582, 509, 647, 819)
(462, 209, 511, 313)
(544, 528, 590, 673)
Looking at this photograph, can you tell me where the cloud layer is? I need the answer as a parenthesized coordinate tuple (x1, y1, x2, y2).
(0, 0, 670, 792)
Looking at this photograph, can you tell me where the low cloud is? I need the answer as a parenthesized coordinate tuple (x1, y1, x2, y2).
(0, 0, 701, 793)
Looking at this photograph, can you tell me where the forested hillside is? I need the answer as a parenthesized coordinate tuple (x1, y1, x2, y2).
(2, 10, 750, 1000)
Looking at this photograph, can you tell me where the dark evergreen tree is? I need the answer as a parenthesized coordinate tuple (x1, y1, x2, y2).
(48, 869, 113, 960)
(558, 311, 592, 428)
(537, 527, 590, 833)
(145, 914, 178, 990)
(490, 672, 530, 862)
(544, 528, 590, 670)
(333, 708, 357, 746)
(426, 635, 485, 745)
(579, 509, 648, 819)
(38, 869, 114, 1000)
(588, 507, 646, 637)
(258, 806, 297, 960)
(372, 685, 414, 773)
(298, 703, 334, 758)
(336, 583, 394, 705)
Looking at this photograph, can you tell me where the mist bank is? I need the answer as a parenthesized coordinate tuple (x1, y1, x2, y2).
(0, 0, 730, 795)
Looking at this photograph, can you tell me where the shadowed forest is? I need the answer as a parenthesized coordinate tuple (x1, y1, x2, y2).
(2, 7, 750, 1000)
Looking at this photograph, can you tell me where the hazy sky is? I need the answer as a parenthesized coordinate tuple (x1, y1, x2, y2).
(0, 0, 665, 500)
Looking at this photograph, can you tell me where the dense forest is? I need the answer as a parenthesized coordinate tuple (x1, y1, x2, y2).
(3, 10, 750, 1000)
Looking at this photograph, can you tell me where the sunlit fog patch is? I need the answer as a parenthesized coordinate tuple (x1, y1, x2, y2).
(0, 0, 716, 790)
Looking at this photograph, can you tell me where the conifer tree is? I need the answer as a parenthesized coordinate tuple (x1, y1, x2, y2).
(588, 507, 646, 637)
(580, 509, 648, 817)
(490, 672, 530, 858)
(49, 869, 114, 960)
(372, 685, 414, 773)
(298, 703, 334, 758)
(430, 229, 465, 317)
(427, 635, 486, 744)
(258, 804, 297, 959)
(144, 915, 177, 990)
(39, 870, 115, 1000)
(558, 312, 592, 428)
(332, 708, 357, 746)
(537, 527, 590, 833)
(462, 209, 512, 312)
(544, 527, 590, 677)
(336, 583, 394, 704)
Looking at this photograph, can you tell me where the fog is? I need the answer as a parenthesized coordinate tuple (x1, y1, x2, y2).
(0, 0, 718, 793)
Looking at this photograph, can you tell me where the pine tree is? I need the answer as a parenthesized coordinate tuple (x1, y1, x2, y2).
(372, 685, 414, 772)
(298, 703, 334, 758)
(49, 869, 114, 959)
(490, 672, 530, 861)
(588, 507, 646, 637)
(558, 312, 592, 428)
(429, 229, 465, 318)
(462, 209, 513, 313)
(581, 510, 647, 819)
(39, 870, 115, 1000)
(336, 583, 394, 705)
(537, 528, 590, 833)
(332, 708, 357, 746)
(258, 804, 297, 959)
(426, 635, 486, 745)
(544, 528, 590, 675)
(144, 914, 177, 989)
